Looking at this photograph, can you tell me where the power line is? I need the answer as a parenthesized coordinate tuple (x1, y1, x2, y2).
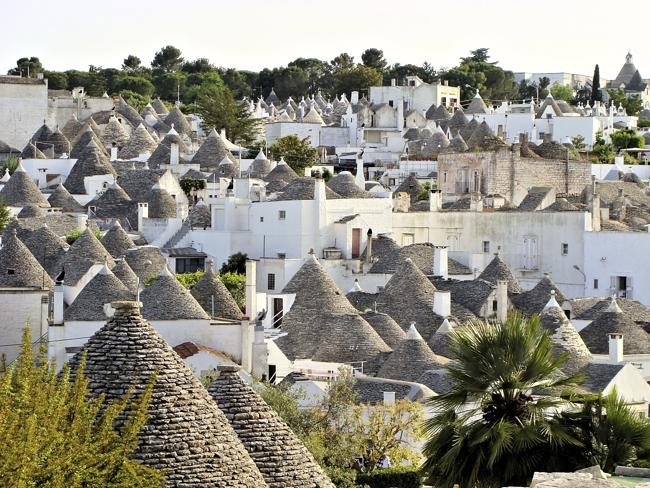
(0, 335, 92, 348)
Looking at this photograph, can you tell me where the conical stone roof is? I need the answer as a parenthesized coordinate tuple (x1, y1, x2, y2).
(448, 132, 469, 152)
(100, 220, 135, 258)
(274, 177, 341, 201)
(579, 298, 650, 355)
(512, 274, 566, 317)
(64, 264, 132, 321)
(0, 229, 53, 289)
(0, 164, 50, 207)
(192, 129, 236, 169)
(393, 175, 423, 207)
(208, 365, 334, 488)
(70, 128, 106, 160)
(61, 116, 84, 141)
(119, 124, 158, 159)
(164, 107, 192, 136)
(22, 225, 68, 278)
(90, 183, 133, 219)
(65, 139, 116, 195)
(17, 204, 44, 218)
(377, 258, 441, 339)
(112, 258, 139, 293)
(190, 263, 242, 320)
(31, 123, 53, 143)
(21, 142, 46, 159)
(67, 301, 267, 486)
(466, 121, 497, 150)
(460, 117, 479, 142)
(361, 310, 406, 349)
(248, 149, 271, 178)
(115, 96, 145, 128)
(141, 268, 210, 320)
(60, 228, 115, 285)
(101, 116, 130, 149)
(263, 160, 298, 192)
(540, 293, 592, 375)
(147, 130, 191, 169)
(48, 184, 84, 211)
(466, 93, 489, 114)
(46, 129, 71, 156)
(276, 256, 391, 370)
(124, 245, 168, 282)
(377, 324, 449, 381)
(447, 107, 468, 133)
(327, 171, 370, 198)
(478, 254, 522, 294)
(427, 318, 455, 358)
(148, 186, 177, 218)
(151, 98, 168, 115)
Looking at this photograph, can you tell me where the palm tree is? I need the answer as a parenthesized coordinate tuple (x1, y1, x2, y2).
(422, 313, 582, 488)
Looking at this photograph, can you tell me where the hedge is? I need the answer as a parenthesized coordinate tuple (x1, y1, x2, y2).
(356, 466, 423, 488)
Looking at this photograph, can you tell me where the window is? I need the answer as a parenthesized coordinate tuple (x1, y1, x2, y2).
(175, 258, 205, 274)
(388, 100, 394, 107)
(443, 172, 447, 183)
(492, 300, 498, 312)
(441, 97, 447, 105)
(561, 243, 569, 255)
(278, 210, 286, 220)
(260, 216, 264, 222)
(277, 253, 286, 259)
(7, 268, 14, 275)
(402, 233, 414, 246)
(267, 273, 276, 291)
(482, 241, 490, 253)
(593, 279, 599, 289)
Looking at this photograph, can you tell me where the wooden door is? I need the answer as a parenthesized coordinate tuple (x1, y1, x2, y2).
(352, 228, 361, 258)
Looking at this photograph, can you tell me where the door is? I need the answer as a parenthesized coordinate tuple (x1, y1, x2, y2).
(523, 236, 538, 270)
(402, 233, 414, 246)
(272, 298, 283, 328)
(351, 228, 361, 258)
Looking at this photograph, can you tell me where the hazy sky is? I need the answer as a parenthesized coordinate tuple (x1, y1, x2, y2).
(2, 0, 647, 80)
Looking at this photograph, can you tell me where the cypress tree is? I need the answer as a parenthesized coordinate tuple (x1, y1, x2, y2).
(591, 64, 601, 103)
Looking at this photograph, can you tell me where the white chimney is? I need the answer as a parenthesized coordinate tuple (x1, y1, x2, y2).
(496, 280, 508, 322)
(245, 259, 257, 320)
(433, 290, 451, 317)
(397, 98, 404, 130)
(355, 156, 365, 189)
(252, 323, 268, 380)
(429, 190, 442, 212)
(53, 282, 64, 324)
(137, 202, 148, 229)
(391, 79, 397, 87)
(110, 144, 118, 161)
(170, 141, 180, 166)
(383, 391, 396, 405)
(608, 333, 624, 364)
(37, 168, 48, 190)
(434, 246, 448, 279)
(240, 317, 253, 372)
(351, 91, 359, 104)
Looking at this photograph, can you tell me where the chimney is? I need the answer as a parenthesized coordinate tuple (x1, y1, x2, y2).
(365, 229, 373, 265)
(433, 290, 451, 317)
(351, 91, 359, 104)
(433, 245, 448, 279)
(355, 156, 365, 189)
(137, 202, 148, 229)
(245, 259, 257, 319)
(53, 282, 64, 324)
(383, 391, 396, 405)
(429, 189, 442, 212)
(608, 333, 624, 364)
(391, 78, 397, 87)
(170, 140, 180, 166)
(469, 193, 483, 212)
(397, 99, 404, 130)
(240, 317, 254, 372)
(37, 168, 47, 189)
(496, 280, 508, 322)
(110, 143, 118, 162)
(252, 323, 268, 380)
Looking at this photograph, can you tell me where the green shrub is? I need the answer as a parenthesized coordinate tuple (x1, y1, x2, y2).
(356, 466, 423, 488)
(632, 459, 650, 469)
(65, 227, 102, 244)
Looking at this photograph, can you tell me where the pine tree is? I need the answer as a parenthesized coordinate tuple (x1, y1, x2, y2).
(591, 64, 602, 103)
(0, 329, 164, 487)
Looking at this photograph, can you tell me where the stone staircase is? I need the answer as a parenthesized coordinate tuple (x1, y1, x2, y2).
(163, 220, 191, 249)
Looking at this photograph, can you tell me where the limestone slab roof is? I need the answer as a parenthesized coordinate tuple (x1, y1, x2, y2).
(361, 311, 406, 349)
(427, 319, 455, 358)
(511, 275, 566, 317)
(124, 245, 168, 282)
(100, 221, 135, 258)
(64, 140, 116, 195)
(119, 123, 158, 159)
(0, 166, 50, 207)
(141, 269, 210, 321)
(353, 375, 434, 405)
(377, 325, 449, 382)
(578, 298, 650, 355)
(115, 96, 145, 128)
(190, 266, 243, 320)
(67, 301, 266, 486)
(276, 256, 391, 370)
(64, 265, 132, 321)
(581, 363, 625, 393)
(566, 296, 650, 324)
(60, 228, 115, 285)
(0, 230, 53, 289)
(432, 278, 495, 318)
(448, 132, 469, 152)
(151, 98, 168, 115)
(368, 240, 471, 276)
(393, 175, 423, 206)
(48, 184, 84, 212)
(46, 129, 71, 156)
(417, 369, 454, 395)
(116, 168, 165, 202)
(466, 94, 488, 114)
(101, 116, 130, 149)
(69, 128, 106, 160)
(61, 116, 84, 141)
(192, 129, 236, 169)
(208, 366, 334, 487)
(22, 225, 68, 279)
(273, 177, 341, 201)
(263, 162, 299, 193)
(164, 107, 192, 136)
(327, 172, 370, 198)
(147, 187, 177, 218)
(112, 257, 139, 293)
(478, 254, 522, 294)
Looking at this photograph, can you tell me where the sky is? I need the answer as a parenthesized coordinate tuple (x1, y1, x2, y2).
(1, 0, 647, 80)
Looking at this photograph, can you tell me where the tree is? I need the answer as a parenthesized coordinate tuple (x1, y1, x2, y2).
(423, 314, 582, 488)
(151, 45, 183, 73)
(551, 392, 650, 473)
(330, 53, 355, 72)
(179, 176, 207, 199)
(181, 58, 214, 74)
(152, 71, 187, 102)
(333, 65, 383, 97)
(195, 84, 260, 146)
(43, 70, 68, 90)
(610, 128, 645, 152)
(591, 64, 602, 103)
(2, 155, 20, 175)
(0, 329, 164, 487)
(219, 252, 248, 274)
(571, 135, 587, 151)
(550, 82, 574, 102)
(0, 196, 10, 231)
(8, 57, 43, 77)
(608, 89, 643, 116)
(115, 75, 155, 97)
(122, 55, 142, 72)
(269, 135, 318, 174)
(591, 131, 615, 163)
(120, 90, 149, 112)
(361, 48, 387, 72)
(538, 76, 551, 98)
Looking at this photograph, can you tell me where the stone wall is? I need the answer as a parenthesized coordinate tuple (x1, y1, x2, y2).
(0, 77, 48, 150)
(438, 146, 592, 205)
